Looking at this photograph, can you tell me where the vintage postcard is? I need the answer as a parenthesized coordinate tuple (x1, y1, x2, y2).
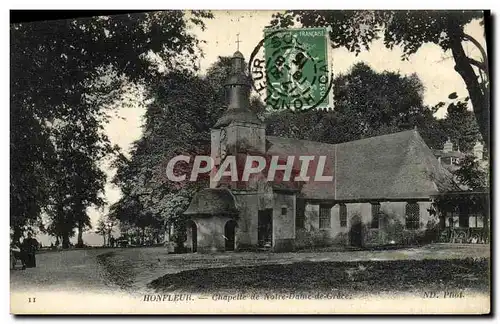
(10, 9, 491, 314)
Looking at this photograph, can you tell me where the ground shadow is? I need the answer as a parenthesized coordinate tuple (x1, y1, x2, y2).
(148, 258, 489, 295)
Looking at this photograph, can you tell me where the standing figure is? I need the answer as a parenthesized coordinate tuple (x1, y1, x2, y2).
(10, 242, 26, 270)
(21, 233, 39, 268)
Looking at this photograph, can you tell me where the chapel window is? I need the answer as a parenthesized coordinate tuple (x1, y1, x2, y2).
(469, 213, 484, 228)
(446, 210, 459, 228)
(339, 204, 347, 228)
(405, 202, 420, 229)
(459, 211, 469, 228)
(281, 207, 287, 216)
(319, 205, 331, 229)
(371, 203, 380, 229)
(296, 200, 305, 229)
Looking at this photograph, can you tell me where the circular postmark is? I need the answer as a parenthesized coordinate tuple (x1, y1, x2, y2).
(249, 29, 334, 112)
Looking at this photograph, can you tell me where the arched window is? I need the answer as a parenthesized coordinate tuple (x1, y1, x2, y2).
(371, 203, 380, 229)
(224, 220, 237, 251)
(296, 200, 305, 229)
(339, 204, 347, 228)
(405, 202, 420, 229)
(319, 205, 332, 229)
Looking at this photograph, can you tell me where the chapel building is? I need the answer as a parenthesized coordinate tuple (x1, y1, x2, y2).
(183, 51, 483, 252)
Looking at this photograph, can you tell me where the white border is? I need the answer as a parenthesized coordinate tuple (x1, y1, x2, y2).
(2, 3, 498, 324)
(2, 1, 499, 10)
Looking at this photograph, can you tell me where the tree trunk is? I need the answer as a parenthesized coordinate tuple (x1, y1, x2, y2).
(107, 230, 112, 246)
(448, 24, 490, 149)
(12, 227, 23, 245)
(77, 221, 84, 247)
(62, 233, 70, 249)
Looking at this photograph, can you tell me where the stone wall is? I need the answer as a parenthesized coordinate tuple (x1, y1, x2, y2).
(185, 216, 235, 253)
(296, 200, 438, 249)
(233, 192, 260, 249)
(295, 203, 349, 249)
(225, 122, 266, 154)
(355, 201, 438, 246)
(330, 204, 350, 244)
(272, 192, 296, 252)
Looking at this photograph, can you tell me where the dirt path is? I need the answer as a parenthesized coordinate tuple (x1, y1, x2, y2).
(10, 248, 121, 294)
(10, 244, 490, 295)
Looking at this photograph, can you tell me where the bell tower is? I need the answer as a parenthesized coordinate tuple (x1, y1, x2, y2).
(210, 50, 266, 188)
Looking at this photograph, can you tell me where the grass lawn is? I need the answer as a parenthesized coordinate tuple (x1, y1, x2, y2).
(147, 258, 489, 296)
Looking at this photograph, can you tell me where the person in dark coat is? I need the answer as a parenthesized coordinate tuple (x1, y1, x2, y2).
(21, 233, 39, 268)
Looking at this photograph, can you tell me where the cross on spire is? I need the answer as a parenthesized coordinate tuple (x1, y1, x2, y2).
(235, 33, 242, 51)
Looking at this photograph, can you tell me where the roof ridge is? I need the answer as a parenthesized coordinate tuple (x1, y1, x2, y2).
(336, 129, 417, 146)
(268, 129, 418, 148)
(266, 135, 335, 146)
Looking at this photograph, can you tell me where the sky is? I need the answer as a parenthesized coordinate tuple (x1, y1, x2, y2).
(37, 10, 487, 246)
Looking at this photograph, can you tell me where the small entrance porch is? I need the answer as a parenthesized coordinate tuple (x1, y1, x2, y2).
(432, 191, 489, 244)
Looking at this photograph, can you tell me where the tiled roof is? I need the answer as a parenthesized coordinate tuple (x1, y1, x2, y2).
(213, 108, 262, 128)
(184, 188, 239, 216)
(266, 130, 461, 201)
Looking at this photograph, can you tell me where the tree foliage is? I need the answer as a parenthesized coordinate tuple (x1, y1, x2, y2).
(10, 11, 212, 245)
(438, 98, 482, 152)
(111, 55, 264, 238)
(266, 62, 446, 149)
(268, 10, 489, 147)
(111, 72, 214, 240)
(454, 155, 488, 191)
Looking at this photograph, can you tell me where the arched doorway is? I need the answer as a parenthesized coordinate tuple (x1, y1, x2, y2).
(187, 220, 197, 253)
(224, 220, 237, 251)
(258, 209, 273, 249)
(349, 215, 363, 247)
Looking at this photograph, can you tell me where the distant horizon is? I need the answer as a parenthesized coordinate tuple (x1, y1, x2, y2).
(36, 229, 121, 247)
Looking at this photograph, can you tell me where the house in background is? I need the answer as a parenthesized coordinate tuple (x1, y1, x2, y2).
(433, 138, 487, 173)
(430, 139, 489, 244)
(183, 51, 487, 253)
(433, 139, 465, 173)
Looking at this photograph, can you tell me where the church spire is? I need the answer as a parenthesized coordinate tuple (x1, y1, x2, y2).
(236, 33, 241, 51)
(226, 50, 249, 110)
(213, 50, 261, 128)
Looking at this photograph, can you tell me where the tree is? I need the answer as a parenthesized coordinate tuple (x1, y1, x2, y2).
(95, 214, 118, 247)
(268, 10, 489, 147)
(112, 56, 265, 238)
(438, 96, 482, 152)
(10, 11, 213, 245)
(454, 155, 488, 190)
(41, 111, 110, 248)
(95, 216, 108, 246)
(111, 71, 218, 238)
(10, 112, 54, 244)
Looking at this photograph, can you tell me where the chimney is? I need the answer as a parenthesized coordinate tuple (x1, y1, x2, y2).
(443, 138, 453, 153)
(473, 141, 484, 161)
